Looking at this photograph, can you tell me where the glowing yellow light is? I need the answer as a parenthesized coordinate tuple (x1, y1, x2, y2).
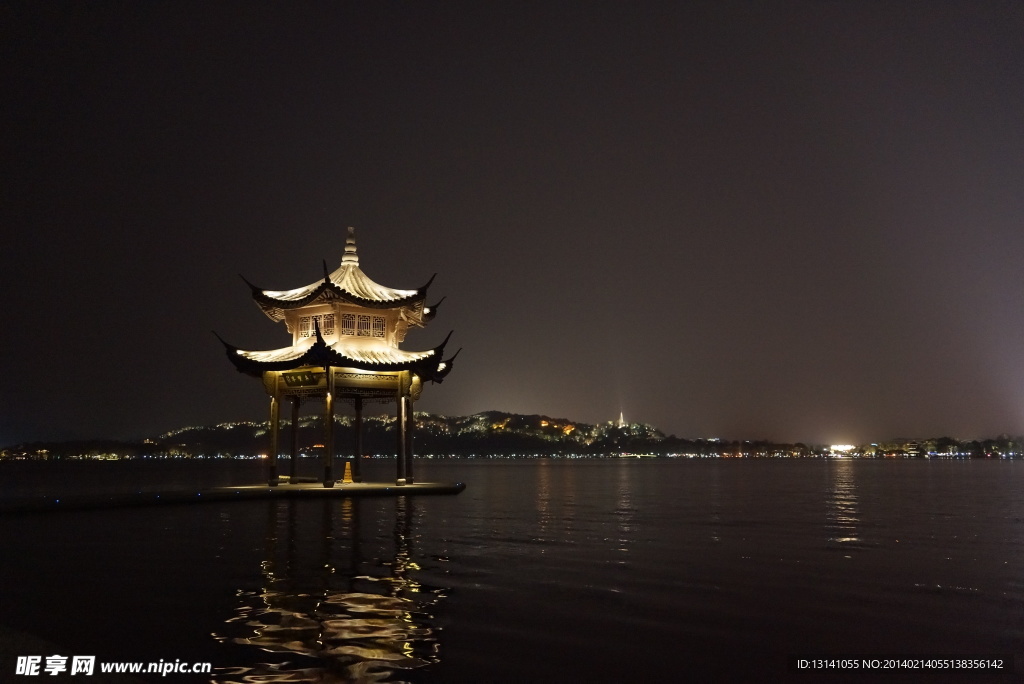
(830, 444, 856, 453)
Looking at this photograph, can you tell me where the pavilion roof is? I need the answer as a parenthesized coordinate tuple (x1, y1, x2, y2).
(246, 227, 435, 321)
(218, 328, 458, 383)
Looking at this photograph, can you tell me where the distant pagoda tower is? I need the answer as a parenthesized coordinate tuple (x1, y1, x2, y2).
(219, 227, 457, 487)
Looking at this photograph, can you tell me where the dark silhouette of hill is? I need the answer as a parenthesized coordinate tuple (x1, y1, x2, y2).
(2, 412, 1021, 459)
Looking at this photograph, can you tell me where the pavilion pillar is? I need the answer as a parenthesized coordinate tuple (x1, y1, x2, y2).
(396, 392, 408, 486)
(352, 396, 364, 483)
(267, 376, 280, 486)
(405, 397, 415, 484)
(323, 367, 335, 488)
(289, 396, 300, 481)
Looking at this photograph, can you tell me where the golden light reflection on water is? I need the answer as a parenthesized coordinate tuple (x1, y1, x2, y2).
(213, 497, 443, 683)
(615, 460, 634, 553)
(536, 459, 551, 537)
(826, 459, 861, 547)
(708, 466, 722, 544)
(561, 464, 577, 528)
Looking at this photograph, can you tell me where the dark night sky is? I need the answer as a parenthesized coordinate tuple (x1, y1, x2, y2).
(2, 2, 1022, 446)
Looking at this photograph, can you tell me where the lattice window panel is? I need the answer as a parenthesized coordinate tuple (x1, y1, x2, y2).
(372, 316, 386, 337)
(341, 313, 356, 335)
(298, 314, 335, 337)
(357, 315, 371, 336)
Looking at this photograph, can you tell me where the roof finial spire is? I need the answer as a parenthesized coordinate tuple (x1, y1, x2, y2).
(342, 226, 359, 266)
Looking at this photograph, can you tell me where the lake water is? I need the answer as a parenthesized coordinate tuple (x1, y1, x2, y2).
(0, 458, 1022, 682)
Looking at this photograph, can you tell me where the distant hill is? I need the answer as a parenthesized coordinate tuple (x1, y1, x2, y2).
(2, 411, 693, 459)
(2, 412, 1021, 459)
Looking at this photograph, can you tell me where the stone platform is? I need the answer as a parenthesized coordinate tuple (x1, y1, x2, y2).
(0, 481, 466, 515)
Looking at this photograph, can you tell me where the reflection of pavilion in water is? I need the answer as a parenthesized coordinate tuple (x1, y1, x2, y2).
(214, 497, 444, 683)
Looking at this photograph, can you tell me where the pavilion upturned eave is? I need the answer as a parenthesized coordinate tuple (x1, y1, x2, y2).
(244, 267, 435, 322)
(218, 333, 457, 382)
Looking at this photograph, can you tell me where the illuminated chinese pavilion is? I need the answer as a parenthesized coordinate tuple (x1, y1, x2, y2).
(220, 227, 457, 487)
